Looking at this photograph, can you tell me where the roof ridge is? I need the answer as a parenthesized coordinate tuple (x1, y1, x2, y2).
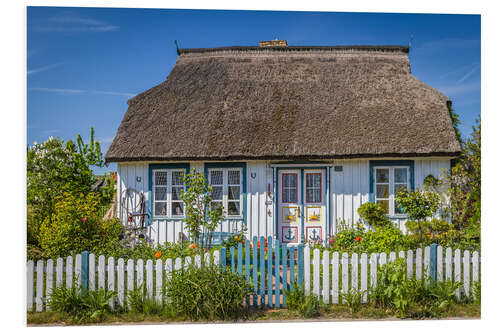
(178, 45, 409, 55)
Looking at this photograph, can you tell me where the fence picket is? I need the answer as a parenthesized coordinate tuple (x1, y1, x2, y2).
(472, 251, 479, 300)
(117, 258, 125, 308)
(259, 237, 265, 308)
(165, 259, 173, 281)
(281, 244, 288, 305)
(107, 257, 115, 309)
(304, 245, 311, 296)
(313, 249, 320, 297)
(437, 246, 443, 282)
(36, 260, 44, 312)
(389, 252, 396, 263)
(252, 236, 257, 308)
(127, 259, 134, 309)
(267, 237, 273, 307)
(323, 250, 330, 304)
(297, 244, 304, 287)
(204, 252, 211, 267)
(406, 250, 413, 279)
(136, 259, 144, 293)
(46, 259, 54, 310)
(445, 248, 452, 281)
(351, 253, 359, 292)
(463, 250, 470, 298)
(146, 259, 153, 299)
(332, 252, 339, 304)
(156, 259, 163, 304)
(361, 253, 368, 303)
(66, 256, 73, 289)
(56, 258, 63, 289)
(27, 260, 34, 312)
(398, 251, 405, 259)
(370, 253, 377, 292)
(174, 258, 182, 271)
(415, 248, 422, 280)
(184, 257, 192, 270)
(275, 239, 281, 308)
(290, 245, 296, 289)
(424, 246, 431, 280)
(231, 246, 236, 274)
(89, 253, 96, 291)
(98, 255, 105, 290)
(195, 254, 202, 268)
(341, 253, 348, 295)
(245, 240, 250, 283)
(454, 249, 461, 300)
(75, 254, 82, 289)
(237, 243, 242, 275)
(213, 250, 219, 267)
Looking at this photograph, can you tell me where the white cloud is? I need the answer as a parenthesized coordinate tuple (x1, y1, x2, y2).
(29, 87, 135, 98)
(27, 63, 62, 75)
(457, 64, 480, 83)
(32, 12, 119, 33)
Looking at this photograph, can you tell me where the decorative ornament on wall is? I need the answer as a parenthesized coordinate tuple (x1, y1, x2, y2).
(250, 172, 257, 179)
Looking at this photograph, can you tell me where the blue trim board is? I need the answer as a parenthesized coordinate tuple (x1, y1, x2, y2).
(204, 162, 247, 226)
(369, 160, 415, 203)
(148, 163, 190, 225)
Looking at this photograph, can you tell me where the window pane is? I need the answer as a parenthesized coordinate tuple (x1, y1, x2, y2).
(228, 201, 240, 216)
(212, 186, 223, 200)
(210, 170, 223, 185)
(306, 189, 321, 203)
(155, 171, 168, 186)
(283, 188, 297, 203)
(172, 187, 183, 200)
(376, 184, 389, 198)
(283, 174, 297, 187)
(376, 169, 389, 183)
(172, 171, 184, 185)
(228, 186, 240, 200)
(394, 168, 407, 183)
(376, 200, 389, 214)
(211, 201, 222, 212)
(154, 202, 167, 216)
(307, 174, 321, 188)
(154, 187, 167, 201)
(228, 170, 240, 185)
(394, 183, 407, 196)
(395, 202, 405, 214)
(171, 202, 184, 216)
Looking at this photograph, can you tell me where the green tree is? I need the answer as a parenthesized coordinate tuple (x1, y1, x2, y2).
(180, 170, 224, 249)
(27, 127, 114, 247)
(396, 188, 440, 242)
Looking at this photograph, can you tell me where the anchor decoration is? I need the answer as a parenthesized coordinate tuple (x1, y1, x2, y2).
(282, 226, 298, 243)
(306, 227, 322, 243)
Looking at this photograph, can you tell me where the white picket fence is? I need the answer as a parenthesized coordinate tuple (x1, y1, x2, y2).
(302, 246, 480, 304)
(27, 245, 480, 312)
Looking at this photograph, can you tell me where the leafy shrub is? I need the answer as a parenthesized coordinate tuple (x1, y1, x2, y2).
(340, 288, 365, 315)
(358, 202, 391, 229)
(361, 227, 407, 253)
(472, 281, 481, 304)
(166, 264, 252, 321)
(127, 284, 165, 315)
(283, 283, 321, 318)
(48, 279, 116, 323)
(39, 192, 123, 258)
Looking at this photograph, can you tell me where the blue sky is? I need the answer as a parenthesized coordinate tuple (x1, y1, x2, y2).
(27, 7, 480, 174)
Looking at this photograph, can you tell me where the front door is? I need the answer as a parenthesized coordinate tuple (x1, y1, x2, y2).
(277, 169, 326, 245)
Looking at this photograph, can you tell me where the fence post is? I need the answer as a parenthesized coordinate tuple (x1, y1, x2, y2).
(220, 247, 227, 268)
(81, 251, 89, 293)
(430, 243, 437, 282)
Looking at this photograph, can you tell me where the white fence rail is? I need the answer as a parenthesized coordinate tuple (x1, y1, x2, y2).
(27, 245, 480, 312)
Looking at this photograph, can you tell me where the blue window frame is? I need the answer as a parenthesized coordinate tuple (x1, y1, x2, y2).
(369, 160, 414, 216)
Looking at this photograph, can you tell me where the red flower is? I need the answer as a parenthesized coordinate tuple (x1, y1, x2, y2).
(329, 238, 335, 243)
(82, 217, 87, 222)
(154, 251, 162, 258)
(355, 236, 362, 242)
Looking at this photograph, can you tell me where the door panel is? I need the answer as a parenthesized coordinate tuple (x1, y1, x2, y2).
(277, 169, 326, 245)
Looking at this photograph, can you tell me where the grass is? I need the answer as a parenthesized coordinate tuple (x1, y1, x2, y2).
(27, 302, 480, 326)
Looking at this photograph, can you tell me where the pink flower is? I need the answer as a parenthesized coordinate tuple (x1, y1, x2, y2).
(82, 217, 87, 222)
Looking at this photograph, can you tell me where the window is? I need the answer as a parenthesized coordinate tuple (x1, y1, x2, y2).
(152, 169, 185, 218)
(208, 168, 243, 217)
(282, 173, 297, 203)
(374, 166, 410, 215)
(306, 173, 322, 203)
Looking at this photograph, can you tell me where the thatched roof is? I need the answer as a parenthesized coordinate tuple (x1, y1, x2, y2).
(105, 44, 461, 163)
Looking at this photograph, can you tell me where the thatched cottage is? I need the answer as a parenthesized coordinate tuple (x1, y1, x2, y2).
(105, 40, 461, 245)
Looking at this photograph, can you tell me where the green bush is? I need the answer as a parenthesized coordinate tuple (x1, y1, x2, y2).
(48, 279, 116, 323)
(340, 288, 365, 315)
(39, 192, 123, 258)
(361, 226, 407, 253)
(126, 284, 165, 316)
(358, 202, 391, 229)
(283, 283, 322, 318)
(166, 264, 252, 321)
